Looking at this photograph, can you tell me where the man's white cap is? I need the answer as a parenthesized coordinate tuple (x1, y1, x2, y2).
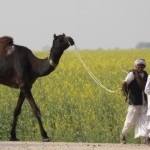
(134, 59, 146, 67)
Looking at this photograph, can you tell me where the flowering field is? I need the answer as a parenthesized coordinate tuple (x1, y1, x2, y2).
(0, 49, 150, 143)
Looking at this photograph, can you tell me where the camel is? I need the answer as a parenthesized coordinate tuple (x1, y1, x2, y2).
(0, 33, 74, 141)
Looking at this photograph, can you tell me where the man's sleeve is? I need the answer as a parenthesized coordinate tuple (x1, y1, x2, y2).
(124, 71, 134, 85)
(145, 75, 150, 95)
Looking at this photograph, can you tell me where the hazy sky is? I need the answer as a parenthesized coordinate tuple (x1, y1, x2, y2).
(0, 0, 150, 50)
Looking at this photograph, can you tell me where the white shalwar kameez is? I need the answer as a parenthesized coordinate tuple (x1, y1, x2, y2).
(134, 75, 150, 138)
(121, 71, 148, 137)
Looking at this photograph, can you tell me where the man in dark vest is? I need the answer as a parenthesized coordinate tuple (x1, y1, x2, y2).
(120, 59, 148, 144)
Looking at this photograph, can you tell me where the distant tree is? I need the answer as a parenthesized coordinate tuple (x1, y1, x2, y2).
(136, 42, 150, 49)
(97, 47, 103, 50)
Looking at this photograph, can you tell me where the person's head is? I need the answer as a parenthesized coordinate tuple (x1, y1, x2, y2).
(134, 59, 146, 72)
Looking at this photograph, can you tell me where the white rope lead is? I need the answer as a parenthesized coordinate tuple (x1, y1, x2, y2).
(73, 47, 121, 93)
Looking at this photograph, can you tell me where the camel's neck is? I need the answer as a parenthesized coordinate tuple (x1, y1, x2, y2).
(35, 48, 64, 77)
(48, 47, 64, 67)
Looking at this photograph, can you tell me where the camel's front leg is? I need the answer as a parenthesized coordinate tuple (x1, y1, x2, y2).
(10, 91, 25, 141)
(22, 87, 50, 142)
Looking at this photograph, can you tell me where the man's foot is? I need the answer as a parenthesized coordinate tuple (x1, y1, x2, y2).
(120, 133, 126, 144)
(147, 137, 150, 145)
(143, 137, 150, 145)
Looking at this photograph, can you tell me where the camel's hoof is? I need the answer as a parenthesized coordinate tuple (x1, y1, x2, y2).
(10, 137, 20, 141)
(42, 138, 51, 142)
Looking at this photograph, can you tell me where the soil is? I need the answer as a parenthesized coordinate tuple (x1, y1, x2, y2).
(0, 142, 150, 150)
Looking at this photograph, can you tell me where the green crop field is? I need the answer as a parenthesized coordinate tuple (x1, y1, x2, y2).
(0, 49, 150, 143)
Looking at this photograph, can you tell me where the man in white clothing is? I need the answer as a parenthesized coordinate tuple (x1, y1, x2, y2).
(120, 59, 148, 144)
(144, 75, 150, 144)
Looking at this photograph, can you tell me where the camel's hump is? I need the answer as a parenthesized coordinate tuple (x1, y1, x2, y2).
(0, 36, 14, 45)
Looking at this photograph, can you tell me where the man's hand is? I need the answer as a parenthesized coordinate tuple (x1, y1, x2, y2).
(121, 82, 128, 101)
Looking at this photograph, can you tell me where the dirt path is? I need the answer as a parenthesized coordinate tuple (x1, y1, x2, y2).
(0, 142, 150, 150)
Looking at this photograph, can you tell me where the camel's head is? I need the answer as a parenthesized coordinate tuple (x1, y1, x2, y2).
(51, 33, 74, 53)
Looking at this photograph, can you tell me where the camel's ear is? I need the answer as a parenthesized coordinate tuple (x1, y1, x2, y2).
(53, 34, 57, 39)
(63, 33, 65, 36)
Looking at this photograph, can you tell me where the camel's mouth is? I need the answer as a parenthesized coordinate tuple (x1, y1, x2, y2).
(67, 37, 74, 46)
